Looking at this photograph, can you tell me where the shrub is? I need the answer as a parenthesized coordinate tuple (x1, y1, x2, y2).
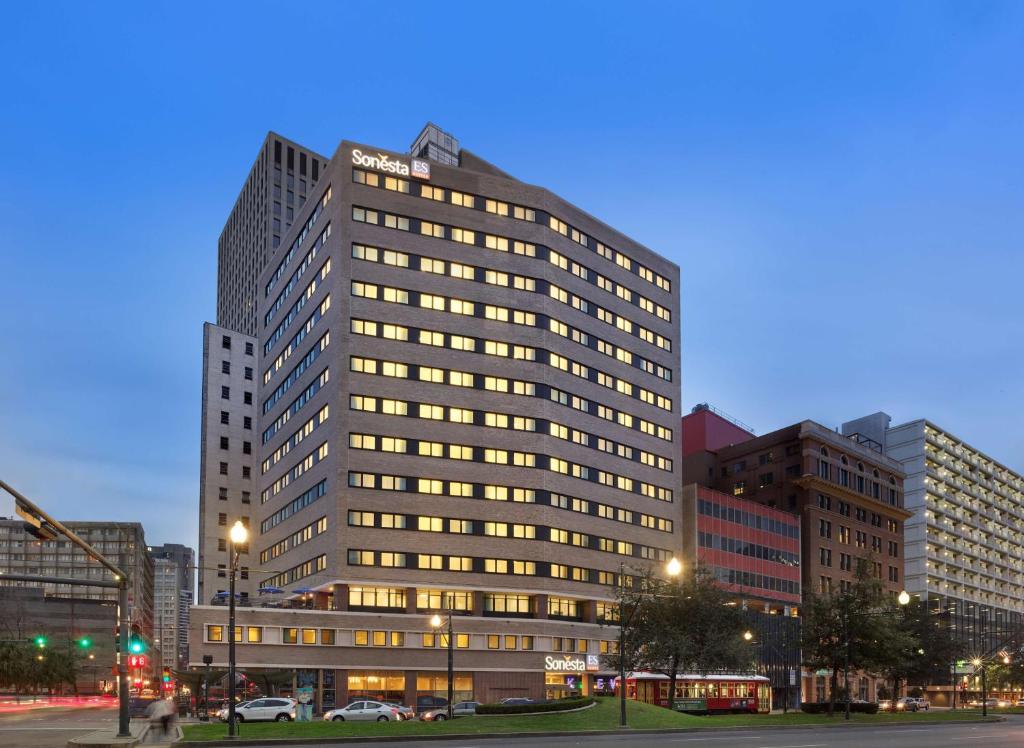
(476, 697, 595, 715)
(800, 701, 879, 715)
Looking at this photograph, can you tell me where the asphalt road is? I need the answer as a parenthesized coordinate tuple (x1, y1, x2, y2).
(0, 700, 119, 748)
(262, 717, 1024, 748)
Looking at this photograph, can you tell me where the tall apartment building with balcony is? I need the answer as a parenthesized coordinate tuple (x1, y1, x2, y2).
(842, 413, 1024, 650)
(192, 124, 681, 707)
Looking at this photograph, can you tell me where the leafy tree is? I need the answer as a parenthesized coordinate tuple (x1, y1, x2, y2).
(604, 565, 750, 708)
(872, 598, 962, 697)
(801, 558, 902, 714)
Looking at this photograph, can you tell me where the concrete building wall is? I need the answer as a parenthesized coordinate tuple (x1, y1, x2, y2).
(197, 323, 259, 602)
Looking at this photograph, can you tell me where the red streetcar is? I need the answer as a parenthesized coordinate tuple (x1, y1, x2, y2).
(621, 672, 772, 714)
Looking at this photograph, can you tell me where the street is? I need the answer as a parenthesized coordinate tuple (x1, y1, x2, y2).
(256, 717, 1024, 748)
(0, 698, 118, 747)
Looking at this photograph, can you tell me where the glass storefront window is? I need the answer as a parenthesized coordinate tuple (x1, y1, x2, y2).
(348, 671, 405, 704)
(416, 673, 473, 704)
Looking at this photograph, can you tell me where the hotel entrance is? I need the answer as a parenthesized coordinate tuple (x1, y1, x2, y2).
(544, 673, 588, 700)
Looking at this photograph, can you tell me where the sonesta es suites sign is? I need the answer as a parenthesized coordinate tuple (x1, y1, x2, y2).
(544, 655, 600, 672)
(351, 149, 430, 180)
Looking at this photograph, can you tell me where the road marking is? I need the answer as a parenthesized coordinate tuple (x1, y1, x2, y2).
(756, 744, 825, 748)
(673, 738, 761, 743)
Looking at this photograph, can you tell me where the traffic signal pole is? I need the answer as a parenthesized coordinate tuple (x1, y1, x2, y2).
(1, 480, 132, 737)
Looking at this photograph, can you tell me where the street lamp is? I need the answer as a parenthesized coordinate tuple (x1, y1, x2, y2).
(226, 520, 247, 737)
(972, 657, 988, 717)
(429, 600, 455, 721)
(743, 630, 753, 641)
(618, 557, 681, 728)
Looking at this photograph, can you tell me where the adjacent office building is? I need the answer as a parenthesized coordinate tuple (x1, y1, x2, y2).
(193, 123, 681, 707)
(0, 587, 116, 695)
(682, 406, 909, 600)
(841, 413, 1024, 651)
(149, 543, 195, 670)
(0, 520, 155, 640)
(680, 483, 802, 708)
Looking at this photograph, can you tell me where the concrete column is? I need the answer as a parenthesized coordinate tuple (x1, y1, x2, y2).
(534, 594, 548, 619)
(314, 592, 330, 610)
(332, 584, 348, 611)
(404, 669, 418, 710)
(337, 669, 349, 706)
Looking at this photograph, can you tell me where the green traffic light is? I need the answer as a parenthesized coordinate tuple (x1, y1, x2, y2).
(129, 639, 144, 654)
(34, 635, 47, 648)
(79, 638, 92, 649)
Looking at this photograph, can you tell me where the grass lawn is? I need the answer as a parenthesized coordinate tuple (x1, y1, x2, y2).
(180, 697, 1002, 743)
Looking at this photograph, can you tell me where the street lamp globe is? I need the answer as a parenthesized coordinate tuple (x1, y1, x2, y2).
(973, 658, 982, 667)
(229, 521, 248, 546)
(430, 614, 442, 628)
(897, 590, 911, 606)
(743, 630, 753, 641)
(665, 557, 682, 577)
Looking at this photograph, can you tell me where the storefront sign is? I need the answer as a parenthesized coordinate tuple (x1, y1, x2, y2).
(544, 655, 601, 672)
(351, 149, 431, 180)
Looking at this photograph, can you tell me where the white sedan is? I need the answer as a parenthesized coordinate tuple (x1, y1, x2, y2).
(324, 700, 401, 721)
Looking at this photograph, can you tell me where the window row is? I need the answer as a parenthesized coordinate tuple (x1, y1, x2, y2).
(351, 280, 674, 410)
(352, 168, 671, 295)
(348, 432, 673, 503)
(350, 357, 672, 453)
(696, 499, 800, 539)
(262, 369, 329, 445)
(263, 284, 331, 385)
(261, 553, 327, 589)
(349, 394, 672, 473)
(353, 242, 673, 378)
(347, 548, 626, 588)
(264, 185, 331, 299)
(349, 323, 673, 441)
(262, 405, 329, 474)
(261, 441, 328, 503)
(262, 332, 330, 415)
(347, 471, 673, 534)
(264, 227, 330, 335)
(350, 206, 672, 353)
(347, 509, 671, 561)
(697, 531, 800, 566)
(259, 516, 327, 564)
(264, 256, 331, 358)
(710, 565, 801, 597)
(816, 493, 899, 531)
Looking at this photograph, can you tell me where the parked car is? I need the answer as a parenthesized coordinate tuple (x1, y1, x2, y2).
(897, 697, 929, 712)
(421, 701, 479, 721)
(499, 697, 535, 706)
(323, 700, 401, 722)
(385, 703, 415, 721)
(967, 698, 1000, 708)
(214, 700, 251, 720)
(224, 697, 296, 722)
(415, 695, 448, 715)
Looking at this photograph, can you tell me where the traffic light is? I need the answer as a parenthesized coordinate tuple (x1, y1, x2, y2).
(78, 637, 92, 649)
(34, 635, 47, 649)
(162, 667, 171, 683)
(128, 637, 145, 654)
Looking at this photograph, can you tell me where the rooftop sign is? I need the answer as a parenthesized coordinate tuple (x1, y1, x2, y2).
(352, 149, 430, 180)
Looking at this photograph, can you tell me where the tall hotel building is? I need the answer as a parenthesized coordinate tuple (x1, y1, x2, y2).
(192, 124, 681, 707)
(842, 413, 1024, 653)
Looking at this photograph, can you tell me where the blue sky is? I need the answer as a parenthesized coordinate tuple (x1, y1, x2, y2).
(1, 1, 1022, 549)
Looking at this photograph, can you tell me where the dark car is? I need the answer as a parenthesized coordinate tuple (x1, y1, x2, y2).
(499, 697, 535, 706)
(416, 695, 448, 715)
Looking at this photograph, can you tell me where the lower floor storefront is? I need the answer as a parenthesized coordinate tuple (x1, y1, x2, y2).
(196, 667, 620, 711)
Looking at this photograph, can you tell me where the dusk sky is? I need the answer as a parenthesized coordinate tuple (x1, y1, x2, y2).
(1, 1, 1021, 550)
